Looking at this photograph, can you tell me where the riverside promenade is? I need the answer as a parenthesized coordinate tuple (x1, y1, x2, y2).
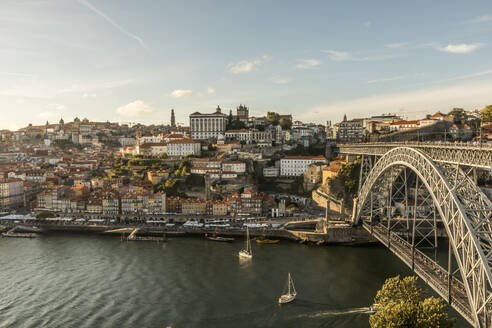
(0, 216, 374, 245)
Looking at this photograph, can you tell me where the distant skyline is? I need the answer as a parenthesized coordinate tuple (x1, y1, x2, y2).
(1, 0, 492, 130)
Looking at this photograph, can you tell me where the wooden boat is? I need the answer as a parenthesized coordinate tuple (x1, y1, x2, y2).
(278, 273, 296, 304)
(238, 227, 253, 259)
(255, 238, 279, 244)
(206, 234, 235, 242)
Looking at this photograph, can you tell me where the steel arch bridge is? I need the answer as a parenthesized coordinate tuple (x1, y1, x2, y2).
(339, 144, 492, 327)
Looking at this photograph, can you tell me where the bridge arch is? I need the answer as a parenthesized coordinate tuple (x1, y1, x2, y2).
(355, 147, 492, 327)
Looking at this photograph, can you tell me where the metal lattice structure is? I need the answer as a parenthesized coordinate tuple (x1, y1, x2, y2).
(340, 142, 492, 168)
(349, 146, 492, 327)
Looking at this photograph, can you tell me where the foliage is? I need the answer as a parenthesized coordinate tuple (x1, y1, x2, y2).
(226, 119, 246, 130)
(448, 108, 466, 124)
(279, 118, 292, 130)
(52, 139, 82, 150)
(185, 174, 205, 187)
(156, 178, 179, 195)
(369, 276, 455, 328)
(482, 105, 492, 123)
(266, 112, 280, 125)
(326, 161, 360, 199)
(36, 211, 54, 219)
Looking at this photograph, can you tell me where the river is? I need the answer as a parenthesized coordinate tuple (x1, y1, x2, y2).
(0, 233, 470, 327)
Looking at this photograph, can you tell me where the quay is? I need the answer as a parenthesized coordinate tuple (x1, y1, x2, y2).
(0, 217, 374, 245)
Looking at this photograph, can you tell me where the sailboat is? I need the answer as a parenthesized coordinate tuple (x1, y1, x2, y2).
(278, 273, 296, 304)
(238, 227, 253, 259)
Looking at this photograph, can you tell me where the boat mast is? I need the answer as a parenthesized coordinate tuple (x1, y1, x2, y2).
(288, 273, 291, 294)
(246, 227, 251, 253)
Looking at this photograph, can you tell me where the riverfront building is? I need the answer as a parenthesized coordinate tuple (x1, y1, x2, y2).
(280, 155, 328, 177)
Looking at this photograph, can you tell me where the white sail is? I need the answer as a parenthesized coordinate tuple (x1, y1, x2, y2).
(239, 227, 253, 259)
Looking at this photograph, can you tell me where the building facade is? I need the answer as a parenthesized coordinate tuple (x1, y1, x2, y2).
(280, 155, 328, 176)
(189, 106, 228, 140)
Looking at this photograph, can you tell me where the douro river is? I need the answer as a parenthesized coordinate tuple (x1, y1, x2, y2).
(0, 233, 469, 327)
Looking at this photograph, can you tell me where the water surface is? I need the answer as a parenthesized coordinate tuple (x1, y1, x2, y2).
(0, 234, 469, 327)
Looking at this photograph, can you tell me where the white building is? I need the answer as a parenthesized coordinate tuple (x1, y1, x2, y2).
(225, 128, 273, 143)
(192, 158, 221, 168)
(139, 136, 163, 144)
(0, 178, 24, 211)
(119, 137, 136, 146)
(263, 167, 279, 177)
(189, 106, 228, 140)
(167, 139, 201, 157)
(280, 155, 328, 176)
(222, 161, 246, 173)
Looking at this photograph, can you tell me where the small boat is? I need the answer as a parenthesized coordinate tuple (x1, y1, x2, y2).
(238, 227, 253, 259)
(278, 272, 296, 304)
(256, 238, 279, 244)
(206, 234, 235, 242)
(368, 303, 381, 314)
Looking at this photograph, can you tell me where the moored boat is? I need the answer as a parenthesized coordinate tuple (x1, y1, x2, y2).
(206, 234, 235, 242)
(255, 238, 279, 244)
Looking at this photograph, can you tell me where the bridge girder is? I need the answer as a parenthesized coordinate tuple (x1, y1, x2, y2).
(340, 143, 492, 169)
(355, 147, 492, 327)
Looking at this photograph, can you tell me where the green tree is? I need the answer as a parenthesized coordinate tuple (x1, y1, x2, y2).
(448, 108, 466, 124)
(482, 105, 492, 123)
(279, 118, 292, 130)
(266, 112, 280, 125)
(369, 276, 455, 328)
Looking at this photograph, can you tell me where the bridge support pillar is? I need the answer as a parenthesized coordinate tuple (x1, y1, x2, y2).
(358, 155, 373, 193)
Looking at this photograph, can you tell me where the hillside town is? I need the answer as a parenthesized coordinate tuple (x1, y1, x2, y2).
(0, 105, 491, 221)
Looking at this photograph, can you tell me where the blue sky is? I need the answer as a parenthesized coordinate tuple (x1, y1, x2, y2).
(1, 0, 492, 130)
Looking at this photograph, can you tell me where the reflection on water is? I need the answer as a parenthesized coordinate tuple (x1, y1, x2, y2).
(0, 233, 470, 328)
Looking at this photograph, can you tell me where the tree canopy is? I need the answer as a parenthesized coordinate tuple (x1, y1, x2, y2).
(266, 112, 280, 125)
(279, 118, 292, 130)
(482, 105, 492, 123)
(369, 276, 455, 328)
(448, 108, 466, 124)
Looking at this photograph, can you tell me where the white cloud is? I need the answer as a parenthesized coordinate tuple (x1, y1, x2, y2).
(321, 49, 394, 61)
(386, 42, 409, 49)
(302, 79, 492, 122)
(270, 77, 290, 84)
(207, 87, 215, 94)
(438, 43, 484, 54)
(464, 15, 492, 24)
(77, 0, 149, 51)
(170, 89, 193, 98)
(228, 55, 270, 74)
(116, 100, 154, 117)
(363, 21, 372, 28)
(83, 93, 97, 98)
(296, 59, 321, 69)
(321, 50, 353, 61)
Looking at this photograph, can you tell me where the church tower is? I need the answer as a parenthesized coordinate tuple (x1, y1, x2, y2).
(171, 109, 176, 128)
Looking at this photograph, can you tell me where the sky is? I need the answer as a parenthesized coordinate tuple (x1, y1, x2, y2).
(1, 0, 492, 130)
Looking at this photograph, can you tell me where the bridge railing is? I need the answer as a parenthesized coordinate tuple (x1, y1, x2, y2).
(363, 221, 474, 323)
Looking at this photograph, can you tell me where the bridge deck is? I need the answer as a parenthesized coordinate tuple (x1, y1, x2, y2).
(339, 142, 492, 169)
(362, 222, 476, 326)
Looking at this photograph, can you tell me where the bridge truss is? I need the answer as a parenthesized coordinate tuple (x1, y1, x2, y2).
(353, 147, 492, 327)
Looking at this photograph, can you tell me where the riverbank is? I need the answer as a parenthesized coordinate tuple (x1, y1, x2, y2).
(2, 221, 376, 245)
